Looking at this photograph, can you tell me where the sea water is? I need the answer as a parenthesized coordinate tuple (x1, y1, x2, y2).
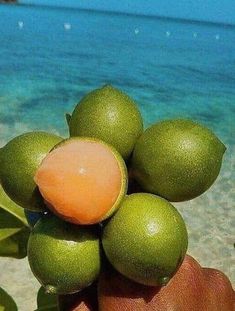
(0, 4, 234, 308)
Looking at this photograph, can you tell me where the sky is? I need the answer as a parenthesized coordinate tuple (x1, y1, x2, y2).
(20, 0, 235, 25)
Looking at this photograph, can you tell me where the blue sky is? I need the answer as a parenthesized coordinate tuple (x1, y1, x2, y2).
(20, 0, 235, 25)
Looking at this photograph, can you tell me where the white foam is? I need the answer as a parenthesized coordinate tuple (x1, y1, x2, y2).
(64, 23, 71, 30)
(18, 21, 24, 29)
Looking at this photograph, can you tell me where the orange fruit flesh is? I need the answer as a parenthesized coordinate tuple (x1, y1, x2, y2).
(34, 140, 122, 224)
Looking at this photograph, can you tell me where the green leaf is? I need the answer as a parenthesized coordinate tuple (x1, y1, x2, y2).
(65, 113, 71, 127)
(0, 227, 22, 241)
(36, 287, 58, 311)
(0, 287, 18, 311)
(0, 209, 25, 241)
(0, 227, 30, 259)
(0, 186, 30, 258)
(0, 186, 28, 226)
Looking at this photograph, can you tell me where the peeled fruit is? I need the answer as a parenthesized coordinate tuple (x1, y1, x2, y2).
(69, 85, 143, 160)
(131, 119, 226, 201)
(98, 255, 235, 311)
(27, 215, 100, 295)
(34, 138, 127, 225)
(0, 131, 62, 211)
(102, 193, 188, 286)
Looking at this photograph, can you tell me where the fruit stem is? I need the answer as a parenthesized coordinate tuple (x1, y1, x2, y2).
(45, 285, 57, 295)
(65, 113, 71, 126)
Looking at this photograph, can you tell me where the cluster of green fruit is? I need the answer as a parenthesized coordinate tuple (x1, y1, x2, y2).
(0, 85, 226, 309)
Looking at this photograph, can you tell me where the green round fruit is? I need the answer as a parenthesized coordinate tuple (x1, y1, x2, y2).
(69, 85, 143, 160)
(131, 119, 226, 202)
(102, 193, 188, 286)
(27, 215, 101, 294)
(0, 132, 62, 211)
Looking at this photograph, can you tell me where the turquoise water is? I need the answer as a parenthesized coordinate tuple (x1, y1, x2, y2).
(0, 4, 234, 148)
(0, 5, 234, 306)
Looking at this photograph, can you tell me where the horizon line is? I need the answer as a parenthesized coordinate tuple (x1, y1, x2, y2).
(8, 2, 235, 29)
